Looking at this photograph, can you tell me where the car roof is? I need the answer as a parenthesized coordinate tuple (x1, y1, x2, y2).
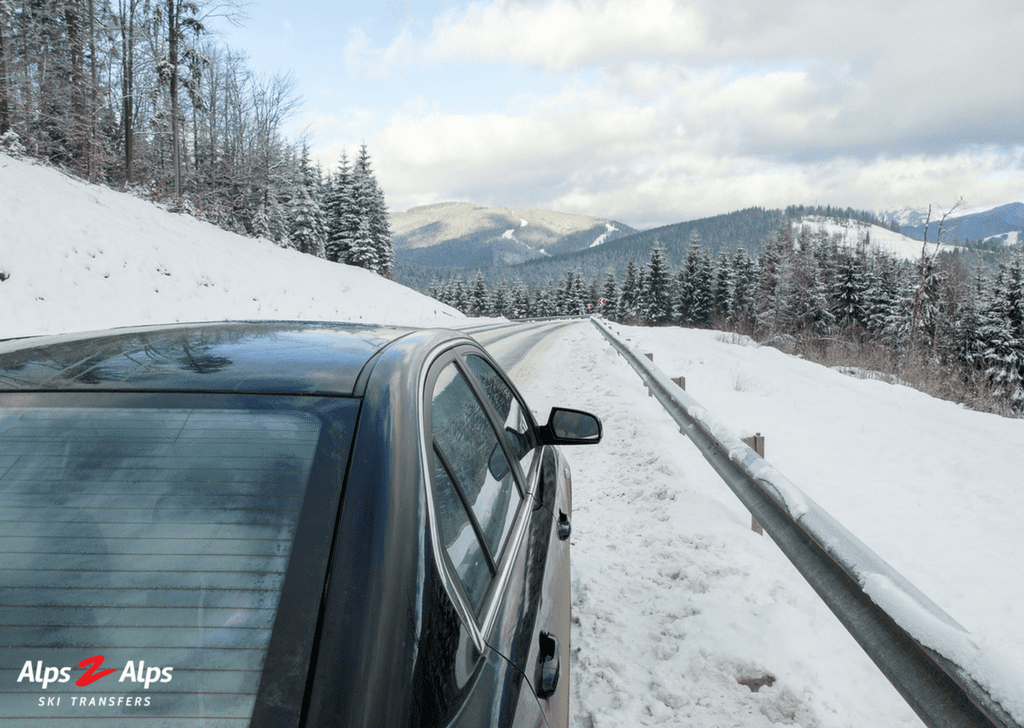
(0, 321, 427, 396)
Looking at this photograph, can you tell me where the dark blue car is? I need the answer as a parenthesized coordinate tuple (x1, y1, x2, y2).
(0, 321, 601, 727)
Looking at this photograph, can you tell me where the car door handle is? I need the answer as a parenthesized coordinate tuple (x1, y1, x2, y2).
(557, 510, 571, 540)
(536, 632, 560, 698)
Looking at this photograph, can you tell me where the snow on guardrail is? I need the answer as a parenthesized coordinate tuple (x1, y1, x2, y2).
(591, 317, 1022, 728)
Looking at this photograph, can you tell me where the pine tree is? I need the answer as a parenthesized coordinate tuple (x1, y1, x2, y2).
(325, 152, 355, 264)
(469, 272, 489, 317)
(345, 147, 380, 273)
(618, 256, 642, 323)
(489, 279, 510, 317)
(509, 279, 530, 319)
(755, 225, 792, 336)
(534, 280, 556, 318)
(689, 246, 715, 328)
(354, 144, 394, 277)
(600, 270, 618, 321)
(674, 232, 701, 325)
(832, 251, 868, 330)
(640, 243, 672, 325)
(714, 253, 735, 325)
(450, 277, 468, 313)
(288, 146, 327, 257)
(979, 250, 1024, 409)
(731, 248, 758, 333)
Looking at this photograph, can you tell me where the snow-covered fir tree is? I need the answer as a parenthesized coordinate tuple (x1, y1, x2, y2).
(288, 146, 327, 257)
(641, 243, 673, 325)
(714, 253, 735, 324)
(688, 244, 720, 327)
(731, 248, 758, 333)
(600, 271, 619, 322)
(325, 152, 355, 264)
(831, 250, 869, 331)
(323, 146, 394, 276)
(618, 257, 643, 323)
(509, 279, 531, 319)
(468, 272, 489, 316)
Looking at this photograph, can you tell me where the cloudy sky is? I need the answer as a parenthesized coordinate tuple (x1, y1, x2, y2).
(213, 0, 1024, 230)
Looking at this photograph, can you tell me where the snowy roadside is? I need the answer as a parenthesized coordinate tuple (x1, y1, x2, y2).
(510, 322, 923, 728)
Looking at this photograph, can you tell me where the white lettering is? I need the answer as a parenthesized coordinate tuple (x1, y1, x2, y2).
(40, 666, 60, 689)
(17, 661, 35, 683)
(119, 661, 136, 683)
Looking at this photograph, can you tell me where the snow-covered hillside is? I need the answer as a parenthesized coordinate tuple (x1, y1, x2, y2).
(794, 216, 964, 261)
(0, 153, 462, 339)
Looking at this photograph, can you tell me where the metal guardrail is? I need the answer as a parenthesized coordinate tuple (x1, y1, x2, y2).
(591, 318, 1020, 728)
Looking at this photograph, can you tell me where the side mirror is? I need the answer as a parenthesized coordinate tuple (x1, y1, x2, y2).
(541, 408, 602, 445)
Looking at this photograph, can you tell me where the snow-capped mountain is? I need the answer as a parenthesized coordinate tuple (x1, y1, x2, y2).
(390, 202, 636, 269)
(880, 202, 1024, 244)
(877, 205, 932, 229)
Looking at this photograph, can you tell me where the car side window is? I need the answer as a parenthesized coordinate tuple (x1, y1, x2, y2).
(430, 362, 522, 612)
(432, 454, 492, 610)
(463, 354, 536, 477)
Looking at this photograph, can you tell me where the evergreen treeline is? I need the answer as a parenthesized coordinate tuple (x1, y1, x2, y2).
(433, 226, 1024, 416)
(0, 0, 393, 276)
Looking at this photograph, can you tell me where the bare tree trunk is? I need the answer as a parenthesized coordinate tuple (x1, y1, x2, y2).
(66, 0, 88, 173)
(0, 3, 10, 135)
(168, 0, 181, 198)
(87, 0, 97, 181)
(119, 0, 135, 183)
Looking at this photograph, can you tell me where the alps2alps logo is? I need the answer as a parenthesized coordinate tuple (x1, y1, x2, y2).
(18, 655, 174, 689)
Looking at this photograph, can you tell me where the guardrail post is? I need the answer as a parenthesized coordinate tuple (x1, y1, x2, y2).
(673, 377, 688, 433)
(742, 434, 765, 535)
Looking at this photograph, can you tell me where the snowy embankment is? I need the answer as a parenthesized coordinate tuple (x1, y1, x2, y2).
(514, 322, 1024, 728)
(0, 153, 462, 338)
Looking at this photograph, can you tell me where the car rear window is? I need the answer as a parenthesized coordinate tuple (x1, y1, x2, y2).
(0, 407, 321, 726)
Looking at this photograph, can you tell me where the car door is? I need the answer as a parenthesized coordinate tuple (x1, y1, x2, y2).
(425, 347, 569, 728)
(459, 350, 570, 728)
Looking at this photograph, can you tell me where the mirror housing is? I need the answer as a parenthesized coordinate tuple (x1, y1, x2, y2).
(540, 407, 602, 445)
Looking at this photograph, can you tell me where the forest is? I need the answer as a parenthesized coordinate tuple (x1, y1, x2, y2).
(431, 224, 1024, 417)
(0, 0, 393, 275)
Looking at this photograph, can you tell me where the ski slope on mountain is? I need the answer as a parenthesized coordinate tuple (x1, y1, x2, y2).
(794, 216, 965, 261)
(0, 153, 462, 339)
(3, 153, 1022, 727)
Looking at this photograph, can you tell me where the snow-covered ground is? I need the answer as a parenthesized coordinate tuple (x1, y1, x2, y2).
(0, 153, 462, 339)
(3, 153, 1022, 727)
(511, 323, 1024, 727)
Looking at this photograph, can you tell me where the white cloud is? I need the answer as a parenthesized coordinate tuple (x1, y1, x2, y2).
(327, 0, 1024, 226)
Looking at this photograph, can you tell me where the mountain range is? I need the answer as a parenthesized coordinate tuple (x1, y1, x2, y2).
(391, 202, 637, 269)
(885, 202, 1024, 244)
(393, 201, 1023, 289)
